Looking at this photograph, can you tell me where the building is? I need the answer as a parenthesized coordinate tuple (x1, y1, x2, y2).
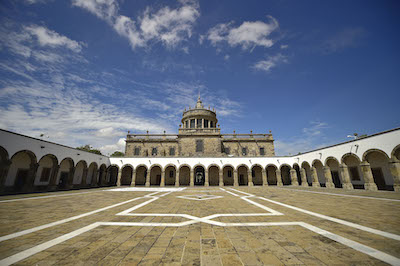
(125, 96, 275, 158)
(0, 98, 400, 193)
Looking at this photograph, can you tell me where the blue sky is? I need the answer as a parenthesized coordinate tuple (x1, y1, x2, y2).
(0, 0, 399, 156)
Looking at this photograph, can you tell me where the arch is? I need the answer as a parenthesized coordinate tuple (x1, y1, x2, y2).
(312, 159, 325, 186)
(86, 162, 98, 187)
(57, 157, 74, 189)
(208, 164, 220, 186)
(107, 165, 119, 186)
(35, 154, 58, 189)
(301, 161, 312, 186)
(135, 164, 148, 186)
(251, 164, 263, 186)
(179, 164, 191, 186)
(280, 164, 291, 185)
(266, 164, 277, 185)
(223, 164, 234, 186)
(342, 153, 363, 189)
(98, 163, 107, 187)
(6, 150, 37, 191)
(364, 149, 394, 190)
(0, 146, 9, 161)
(164, 165, 177, 186)
(292, 163, 302, 186)
(150, 165, 162, 186)
(121, 165, 133, 186)
(193, 164, 206, 186)
(391, 144, 400, 161)
(237, 164, 248, 186)
(73, 160, 88, 186)
(325, 157, 342, 188)
(341, 153, 361, 164)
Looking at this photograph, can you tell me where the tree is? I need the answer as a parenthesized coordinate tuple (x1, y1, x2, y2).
(76, 145, 103, 155)
(110, 151, 125, 157)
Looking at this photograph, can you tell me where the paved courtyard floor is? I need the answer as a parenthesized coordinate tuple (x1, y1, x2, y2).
(0, 186, 399, 265)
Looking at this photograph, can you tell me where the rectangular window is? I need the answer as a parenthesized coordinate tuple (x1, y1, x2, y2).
(204, 120, 209, 128)
(260, 147, 265, 155)
(196, 139, 204, 152)
(134, 147, 140, 156)
(242, 147, 247, 156)
(152, 147, 157, 156)
(197, 119, 202, 128)
(224, 147, 230, 155)
(169, 147, 175, 156)
(228, 170, 232, 178)
(210, 121, 214, 128)
(349, 167, 360, 181)
(190, 119, 195, 128)
(40, 167, 51, 182)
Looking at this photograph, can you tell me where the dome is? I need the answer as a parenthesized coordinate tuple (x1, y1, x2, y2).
(181, 95, 218, 130)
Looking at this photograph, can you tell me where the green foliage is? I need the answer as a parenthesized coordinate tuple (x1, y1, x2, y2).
(110, 151, 125, 157)
(76, 145, 103, 155)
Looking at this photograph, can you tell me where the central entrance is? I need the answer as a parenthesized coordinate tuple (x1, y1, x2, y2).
(194, 166, 205, 186)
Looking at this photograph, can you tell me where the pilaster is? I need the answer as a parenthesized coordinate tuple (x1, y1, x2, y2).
(160, 170, 165, 187)
(323, 166, 335, 188)
(311, 167, 320, 187)
(339, 163, 353, 189)
(248, 170, 254, 186)
(205, 170, 209, 187)
(130, 170, 136, 187)
(300, 168, 308, 187)
(233, 170, 238, 186)
(262, 168, 268, 186)
(275, 169, 283, 186)
(190, 169, 194, 187)
(360, 161, 378, 191)
(116, 168, 122, 187)
(145, 169, 150, 187)
(219, 169, 223, 187)
(175, 170, 180, 187)
(290, 169, 299, 186)
(388, 159, 400, 192)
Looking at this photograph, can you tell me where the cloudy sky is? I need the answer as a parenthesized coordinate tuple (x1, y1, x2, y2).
(0, 0, 399, 156)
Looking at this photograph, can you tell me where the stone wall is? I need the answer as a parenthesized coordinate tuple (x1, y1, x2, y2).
(125, 141, 179, 157)
(222, 140, 275, 156)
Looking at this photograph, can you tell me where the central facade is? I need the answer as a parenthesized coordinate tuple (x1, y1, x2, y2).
(125, 96, 275, 157)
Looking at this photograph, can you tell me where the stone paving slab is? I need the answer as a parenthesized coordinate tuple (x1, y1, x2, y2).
(0, 186, 398, 265)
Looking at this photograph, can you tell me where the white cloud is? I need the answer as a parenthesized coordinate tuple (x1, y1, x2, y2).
(224, 54, 230, 60)
(253, 53, 287, 73)
(100, 138, 126, 155)
(73, 0, 199, 49)
(302, 121, 329, 137)
(323, 27, 366, 53)
(24, 25, 83, 52)
(280, 44, 288, 49)
(207, 16, 279, 50)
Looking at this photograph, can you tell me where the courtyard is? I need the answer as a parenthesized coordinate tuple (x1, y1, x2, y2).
(0, 186, 399, 265)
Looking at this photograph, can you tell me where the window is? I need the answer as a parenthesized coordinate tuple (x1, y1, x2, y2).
(190, 119, 195, 128)
(349, 167, 360, 181)
(197, 119, 202, 128)
(169, 171, 174, 178)
(210, 121, 214, 128)
(40, 167, 51, 182)
(134, 147, 140, 156)
(204, 120, 209, 128)
(169, 147, 175, 156)
(185, 120, 189, 128)
(196, 139, 204, 152)
(228, 170, 232, 177)
(152, 147, 157, 156)
(224, 147, 230, 155)
(260, 147, 265, 155)
(242, 147, 247, 156)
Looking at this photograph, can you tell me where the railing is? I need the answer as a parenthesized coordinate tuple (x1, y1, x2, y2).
(127, 134, 178, 141)
(178, 128, 221, 134)
(222, 134, 273, 140)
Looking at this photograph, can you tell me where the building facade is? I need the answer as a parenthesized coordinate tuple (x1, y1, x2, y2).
(125, 96, 275, 158)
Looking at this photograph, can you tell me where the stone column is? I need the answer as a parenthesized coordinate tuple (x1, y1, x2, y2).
(290, 169, 299, 186)
(160, 170, 165, 187)
(145, 169, 150, 187)
(339, 163, 353, 189)
(116, 168, 122, 187)
(219, 168, 223, 187)
(360, 161, 378, 191)
(311, 167, 320, 187)
(0, 159, 12, 191)
(24, 162, 39, 192)
(190, 169, 194, 187)
(48, 165, 60, 191)
(233, 170, 239, 186)
(91, 169, 99, 187)
(175, 170, 180, 187)
(388, 159, 400, 191)
(300, 168, 308, 187)
(262, 168, 268, 186)
(275, 169, 283, 186)
(130, 169, 136, 187)
(323, 166, 335, 188)
(67, 167, 75, 189)
(205, 169, 209, 187)
(248, 170, 254, 186)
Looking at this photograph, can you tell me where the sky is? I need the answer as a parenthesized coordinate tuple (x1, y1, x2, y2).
(0, 0, 399, 156)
